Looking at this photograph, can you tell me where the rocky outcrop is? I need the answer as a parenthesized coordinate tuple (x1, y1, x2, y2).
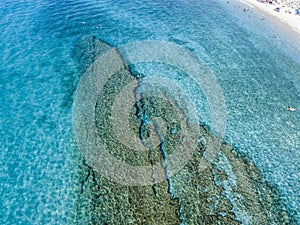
(73, 36, 296, 225)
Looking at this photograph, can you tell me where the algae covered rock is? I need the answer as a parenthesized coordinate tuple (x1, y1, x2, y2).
(72, 36, 296, 225)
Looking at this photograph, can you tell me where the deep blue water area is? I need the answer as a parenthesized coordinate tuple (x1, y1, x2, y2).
(0, 0, 299, 223)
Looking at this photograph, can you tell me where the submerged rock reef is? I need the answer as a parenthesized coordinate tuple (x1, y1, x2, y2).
(72, 36, 296, 225)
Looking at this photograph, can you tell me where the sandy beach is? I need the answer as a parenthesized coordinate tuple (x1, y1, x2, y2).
(240, 0, 300, 35)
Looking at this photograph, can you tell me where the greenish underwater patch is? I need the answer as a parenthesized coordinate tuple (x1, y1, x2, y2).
(73, 36, 296, 225)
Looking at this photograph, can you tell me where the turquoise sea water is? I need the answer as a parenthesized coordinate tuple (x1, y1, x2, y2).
(0, 0, 299, 224)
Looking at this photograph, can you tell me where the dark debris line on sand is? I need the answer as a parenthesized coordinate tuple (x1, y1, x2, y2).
(72, 36, 296, 225)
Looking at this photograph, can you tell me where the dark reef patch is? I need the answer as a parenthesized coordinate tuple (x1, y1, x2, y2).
(73, 36, 296, 225)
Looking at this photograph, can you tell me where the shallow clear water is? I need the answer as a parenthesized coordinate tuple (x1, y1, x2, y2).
(0, 0, 299, 224)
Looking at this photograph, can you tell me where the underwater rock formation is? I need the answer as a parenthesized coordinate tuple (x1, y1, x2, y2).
(72, 36, 296, 225)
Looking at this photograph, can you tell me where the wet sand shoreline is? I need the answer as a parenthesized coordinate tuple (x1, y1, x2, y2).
(240, 0, 300, 35)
